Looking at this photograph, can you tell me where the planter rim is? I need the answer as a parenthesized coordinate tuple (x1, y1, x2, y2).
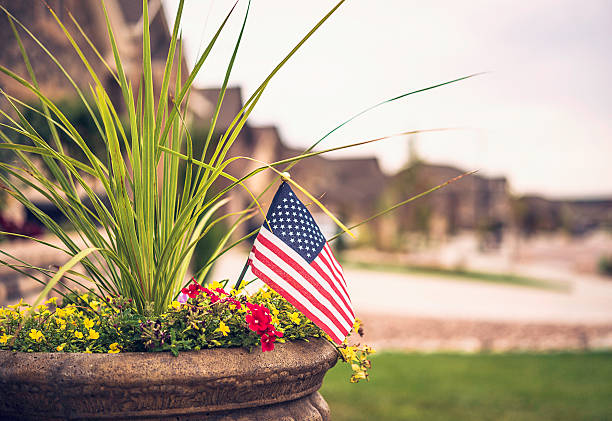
(0, 337, 337, 382)
(0, 337, 338, 419)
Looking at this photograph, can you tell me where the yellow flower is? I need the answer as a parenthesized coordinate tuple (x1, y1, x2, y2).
(35, 306, 46, 314)
(45, 297, 58, 306)
(63, 306, 76, 316)
(29, 329, 44, 343)
(214, 321, 230, 336)
(80, 294, 89, 303)
(87, 329, 99, 340)
(83, 318, 94, 330)
(340, 346, 358, 362)
(170, 301, 181, 311)
(209, 280, 224, 290)
(89, 301, 100, 311)
(271, 307, 280, 316)
(74, 331, 84, 339)
(363, 345, 376, 354)
(271, 316, 280, 325)
(0, 333, 11, 344)
(108, 342, 121, 354)
(350, 371, 367, 383)
(56, 343, 66, 351)
(84, 348, 92, 354)
(289, 312, 301, 325)
(260, 290, 272, 300)
(8, 298, 24, 310)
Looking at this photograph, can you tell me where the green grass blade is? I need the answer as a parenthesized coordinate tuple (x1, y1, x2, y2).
(24, 247, 99, 320)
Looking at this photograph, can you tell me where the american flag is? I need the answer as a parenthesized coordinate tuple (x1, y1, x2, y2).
(248, 182, 355, 344)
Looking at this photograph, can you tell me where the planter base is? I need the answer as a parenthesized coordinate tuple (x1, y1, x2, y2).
(148, 392, 330, 421)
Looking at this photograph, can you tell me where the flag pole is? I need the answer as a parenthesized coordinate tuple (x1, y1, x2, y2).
(233, 259, 250, 291)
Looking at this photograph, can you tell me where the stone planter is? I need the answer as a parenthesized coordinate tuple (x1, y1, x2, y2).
(0, 337, 338, 420)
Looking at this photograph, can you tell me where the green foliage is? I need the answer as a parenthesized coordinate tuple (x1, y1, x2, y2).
(0, 287, 326, 354)
(0, 285, 375, 382)
(321, 352, 612, 421)
(0, 295, 141, 353)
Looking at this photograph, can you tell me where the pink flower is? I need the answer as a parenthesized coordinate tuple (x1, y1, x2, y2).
(177, 292, 189, 304)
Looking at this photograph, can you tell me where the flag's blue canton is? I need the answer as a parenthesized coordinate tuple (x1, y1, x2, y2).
(262, 182, 326, 263)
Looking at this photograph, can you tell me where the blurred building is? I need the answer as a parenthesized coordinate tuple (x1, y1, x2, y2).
(515, 196, 612, 236)
(0, 0, 187, 105)
(0, 0, 610, 249)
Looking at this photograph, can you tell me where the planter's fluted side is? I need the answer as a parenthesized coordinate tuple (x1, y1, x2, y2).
(0, 338, 337, 420)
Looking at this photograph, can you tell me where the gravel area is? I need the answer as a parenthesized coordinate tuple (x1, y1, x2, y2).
(355, 312, 612, 352)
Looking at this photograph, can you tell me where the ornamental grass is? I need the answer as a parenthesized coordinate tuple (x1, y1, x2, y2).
(0, 0, 472, 385)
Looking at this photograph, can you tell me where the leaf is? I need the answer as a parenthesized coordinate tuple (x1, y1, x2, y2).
(27, 248, 99, 314)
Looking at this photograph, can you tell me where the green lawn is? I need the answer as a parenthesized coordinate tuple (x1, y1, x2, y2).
(342, 260, 568, 291)
(320, 352, 612, 421)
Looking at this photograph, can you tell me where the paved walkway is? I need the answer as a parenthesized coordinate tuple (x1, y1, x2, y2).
(213, 250, 612, 325)
(212, 250, 612, 350)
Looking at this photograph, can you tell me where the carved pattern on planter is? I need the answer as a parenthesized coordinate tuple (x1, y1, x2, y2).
(0, 338, 337, 420)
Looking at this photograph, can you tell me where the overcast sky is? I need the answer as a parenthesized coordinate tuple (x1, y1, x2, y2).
(162, 0, 612, 199)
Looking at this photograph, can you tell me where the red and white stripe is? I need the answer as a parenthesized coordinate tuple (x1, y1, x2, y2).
(249, 228, 355, 344)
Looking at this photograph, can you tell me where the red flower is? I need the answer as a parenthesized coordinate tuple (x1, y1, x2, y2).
(245, 304, 272, 334)
(224, 297, 242, 310)
(246, 303, 270, 317)
(244, 303, 282, 351)
(214, 288, 227, 296)
(265, 326, 284, 338)
(260, 334, 276, 352)
(201, 288, 221, 303)
(182, 282, 203, 299)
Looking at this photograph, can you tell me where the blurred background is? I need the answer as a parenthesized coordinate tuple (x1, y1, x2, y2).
(0, 1, 611, 419)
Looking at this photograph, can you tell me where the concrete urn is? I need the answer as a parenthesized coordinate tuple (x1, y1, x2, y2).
(0, 337, 338, 420)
